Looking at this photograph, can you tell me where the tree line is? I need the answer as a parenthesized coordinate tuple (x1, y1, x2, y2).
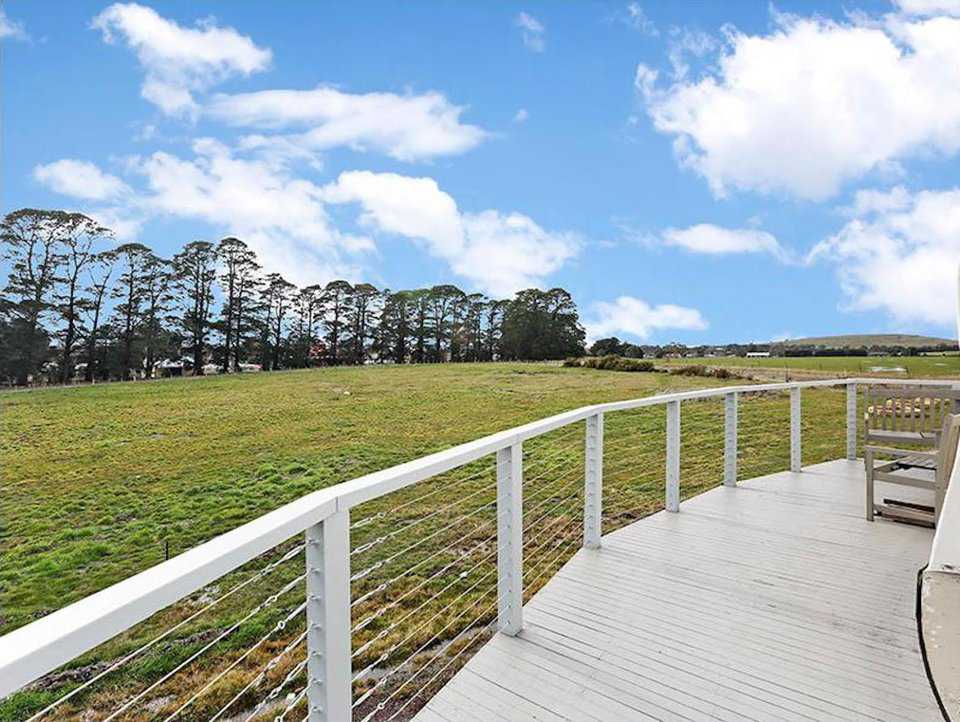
(0, 209, 586, 386)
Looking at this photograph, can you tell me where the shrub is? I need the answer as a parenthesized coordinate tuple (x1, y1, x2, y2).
(566, 355, 658, 373)
(669, 364, 744, 380)
(669, 364, 708, 377)
(598, 355, 621, 370)
(621, 359, 655, 372)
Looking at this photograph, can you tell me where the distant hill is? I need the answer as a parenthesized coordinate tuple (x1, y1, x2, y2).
(778, 334, 956, 349)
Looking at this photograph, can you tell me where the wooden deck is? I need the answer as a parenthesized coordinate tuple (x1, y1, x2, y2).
(414, 459, 940, 722)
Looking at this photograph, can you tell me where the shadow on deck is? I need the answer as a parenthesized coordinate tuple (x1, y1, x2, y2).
(414, 460, 940, 721)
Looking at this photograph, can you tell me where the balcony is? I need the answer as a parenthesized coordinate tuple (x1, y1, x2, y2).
(1, 378, 957, 721)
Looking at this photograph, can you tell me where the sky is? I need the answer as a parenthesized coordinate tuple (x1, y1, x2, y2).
(3, 0, 960, 345)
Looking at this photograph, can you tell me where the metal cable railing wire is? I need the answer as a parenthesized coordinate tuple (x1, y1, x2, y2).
(25, 540, 307, 722)
(6, 379, 863, 722)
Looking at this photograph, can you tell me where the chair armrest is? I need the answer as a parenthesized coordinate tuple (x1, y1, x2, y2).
(863, 446, 937, 460)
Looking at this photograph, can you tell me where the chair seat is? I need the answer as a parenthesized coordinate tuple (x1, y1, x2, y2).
(867, 429, 938, 445)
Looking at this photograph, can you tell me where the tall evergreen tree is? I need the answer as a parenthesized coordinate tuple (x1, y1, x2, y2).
(172, 241, 218, 374)
(428, 284, 465, 362)
(262, 273, 296, 370)
(0, 209, 68, 383)
(347, 283, 379, 364)
(82, 250, 117, 382)
(55, 214, 111, 382)
(217, 237, 260, 372)
(321, 280, 353, 364)
(110, 243, 153, 380)
(141, 254, 175, 378)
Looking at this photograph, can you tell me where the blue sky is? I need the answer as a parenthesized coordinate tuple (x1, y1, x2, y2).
(3, 0, 960, 344)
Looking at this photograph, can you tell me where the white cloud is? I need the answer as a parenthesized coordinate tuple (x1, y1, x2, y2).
(86, 206, 145, 242)
(586, 295, 708, 341)
(894, 0, 960, 16)
(207, 86, 487, 162)
(34, 159, 131, 201)
(660, 223, 789, 261)
(636, 11, 960, 200)
(38, 144, 366, 284)
(623, 3, 658, 36)
(513, 108, 529, 123)
(92, 3, 271, 117)
(458, 211, 580, 296)
(321, 170, 580, 295)
(133, 139, 363, 281)
(516, 12, 545, 52)
(666, 28, 716, 80)
(321, 171, 464, 256)
(0, 8, 27, 40)
(845, 185, 913, 216)
(36, 155, 576, 294)
(809, 186, 960, 326)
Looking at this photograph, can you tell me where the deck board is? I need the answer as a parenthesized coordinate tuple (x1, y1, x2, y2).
(413, 459, 940, 721)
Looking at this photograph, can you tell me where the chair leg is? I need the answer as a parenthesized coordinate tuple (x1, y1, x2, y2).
(865, 451, 875, 521)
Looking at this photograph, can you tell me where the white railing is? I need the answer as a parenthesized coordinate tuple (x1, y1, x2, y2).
(920, 430, 960, 720)
(2, 376, 957, 721)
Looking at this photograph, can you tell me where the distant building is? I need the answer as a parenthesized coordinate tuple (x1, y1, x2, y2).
(746, 351, 771, 358)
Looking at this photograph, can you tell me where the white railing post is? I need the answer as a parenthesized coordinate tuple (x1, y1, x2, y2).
(724, 392, 738, 487)
(666, 400, 680, 512)
(305, 510, 352, 722)
(846, 382, 858, 460)
(497, 443, 523, 636)
(584, 412, 603, 549)
(790, 387, 802, 472)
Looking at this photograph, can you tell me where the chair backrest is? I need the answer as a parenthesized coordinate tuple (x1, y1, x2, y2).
(864, 386, 960, 445)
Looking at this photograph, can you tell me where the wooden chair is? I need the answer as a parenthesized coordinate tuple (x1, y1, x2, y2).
(865, 413, 960, 526)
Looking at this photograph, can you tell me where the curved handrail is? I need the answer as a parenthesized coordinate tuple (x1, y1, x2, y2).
(1, 375, 955, 700)
(921, 431, 960, 721)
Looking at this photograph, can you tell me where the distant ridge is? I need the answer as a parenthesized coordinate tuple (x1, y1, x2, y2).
(776, 334, 956, 348)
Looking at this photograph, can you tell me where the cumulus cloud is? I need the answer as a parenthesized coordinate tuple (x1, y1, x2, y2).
(513, 108, 529, 123)
(516, 12, 545, 52)
(0, 8, 27, 39)
(809, 186, 960, 326)
(660, 223, 790, 261)
(207, 86, 487, 162)
(636, 11, 960, 199)
(34, 159, 131, 201)
(321, 170, 580, 295)
(37, 143, 367, 284)
(36, 156, 577, 294)
(894, 0, 960, 16)
(586, 295, 708, 341)
(92, 3, 271, 117)
(133, 139, 367, 281)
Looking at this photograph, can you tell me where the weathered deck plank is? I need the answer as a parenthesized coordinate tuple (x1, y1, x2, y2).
(414, 459, 940, 721)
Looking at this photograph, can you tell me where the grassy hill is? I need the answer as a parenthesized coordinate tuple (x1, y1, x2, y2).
(779, 333, 955, 348)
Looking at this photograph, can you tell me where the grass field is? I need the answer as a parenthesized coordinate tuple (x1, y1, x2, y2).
(0, 363, 850, 721)
(662, 353, 960, 377)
